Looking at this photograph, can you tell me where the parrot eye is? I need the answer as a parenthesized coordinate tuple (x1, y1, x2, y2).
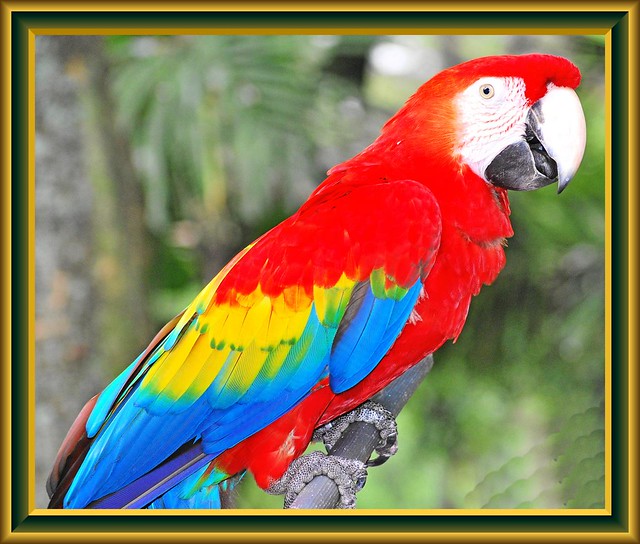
(479, 84, 495, 99)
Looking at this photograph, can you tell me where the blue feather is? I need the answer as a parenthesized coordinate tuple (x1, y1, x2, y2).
(86, 357, 141, 438)
(329, 280, 423, 393)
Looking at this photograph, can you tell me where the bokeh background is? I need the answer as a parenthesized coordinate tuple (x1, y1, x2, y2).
(35, 34, 605, 509)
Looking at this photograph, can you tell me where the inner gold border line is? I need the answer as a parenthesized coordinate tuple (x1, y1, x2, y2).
(29, 507, 611, 517)
(603, 29, 612, 516)
(26, 35, 612, 519)
(28, 28, 611, 36)
(27, 28, 36, 515)
(19, 12, 617, 529)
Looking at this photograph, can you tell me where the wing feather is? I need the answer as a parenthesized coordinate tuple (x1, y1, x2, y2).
(60, 179, 441, 508)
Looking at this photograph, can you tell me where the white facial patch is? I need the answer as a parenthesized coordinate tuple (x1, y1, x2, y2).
(455, 77, 529, 181)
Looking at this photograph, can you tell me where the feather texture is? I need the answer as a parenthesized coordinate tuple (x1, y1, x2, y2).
(58, 179, 441, 508)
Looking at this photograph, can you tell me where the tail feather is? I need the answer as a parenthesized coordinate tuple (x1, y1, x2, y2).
(84, 441, 214, 508)
(47, 395, 99, 508)
(47, 312, 189, 509)
(147, 468, 245, 509)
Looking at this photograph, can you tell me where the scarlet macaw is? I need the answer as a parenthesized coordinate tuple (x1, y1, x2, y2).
(47, 53, 586, 509)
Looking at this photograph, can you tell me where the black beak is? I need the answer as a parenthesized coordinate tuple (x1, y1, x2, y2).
(484, 106, 559, 192)
(484, 86, 586, 194)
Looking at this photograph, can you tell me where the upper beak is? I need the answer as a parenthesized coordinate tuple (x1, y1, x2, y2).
(485, 85, 586, 193)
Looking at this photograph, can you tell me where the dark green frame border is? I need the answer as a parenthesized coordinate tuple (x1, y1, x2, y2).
(9, 8, 629, 536)
(3, 10, 631, 29)
(609, 10, 630, 536)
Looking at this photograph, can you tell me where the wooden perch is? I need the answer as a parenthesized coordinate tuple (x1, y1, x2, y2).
(287, 354, 435, 509)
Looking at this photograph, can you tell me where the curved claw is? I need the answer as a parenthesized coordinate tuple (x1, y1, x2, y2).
(366, 431, 398, 467)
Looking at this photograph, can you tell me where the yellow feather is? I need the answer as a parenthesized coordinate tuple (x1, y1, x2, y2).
(220, 341, 267, 398)
(263, 302, 286, 346)
(202, 307, 230, 345)
(182, 345, 232, 401)
(159, 332, 214, 401)
(141, 324, 199, 393)
(312, 285, 328, 324)
(313, 273, 355, 327)
(219, 305, 250, 350)
(261, 342, 293, 380)
(270, 292, 288, 317)
(286, 307, 313, 343)
(238, 296, 271, 346)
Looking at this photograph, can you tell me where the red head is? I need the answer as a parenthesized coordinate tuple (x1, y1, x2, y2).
(378, 54, 586, 194)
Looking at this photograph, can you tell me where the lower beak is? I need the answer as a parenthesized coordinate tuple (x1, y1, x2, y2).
(485, 86, 586, 193)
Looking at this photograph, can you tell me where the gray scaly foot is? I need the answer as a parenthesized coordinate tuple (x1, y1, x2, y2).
(266, 450, 367, 508)
(313, 400, 398, 466)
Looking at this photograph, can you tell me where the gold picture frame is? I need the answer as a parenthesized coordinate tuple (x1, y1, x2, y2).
(1, 1, 635, 541)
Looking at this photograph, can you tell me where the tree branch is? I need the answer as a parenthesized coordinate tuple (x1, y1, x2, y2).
(287, 355, 435, 509)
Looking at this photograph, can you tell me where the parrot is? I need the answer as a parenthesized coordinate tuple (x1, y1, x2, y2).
(46, 53, 587, 509)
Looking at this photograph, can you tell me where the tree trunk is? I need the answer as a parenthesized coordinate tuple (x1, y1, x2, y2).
(35, 35, 156, 508)
(35, 36, 103, 508)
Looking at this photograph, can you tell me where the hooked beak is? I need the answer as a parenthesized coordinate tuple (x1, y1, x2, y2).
(485, 86, 586, 193)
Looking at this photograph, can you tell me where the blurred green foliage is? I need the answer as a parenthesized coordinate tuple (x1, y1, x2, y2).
(97, 34, 605, 509)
